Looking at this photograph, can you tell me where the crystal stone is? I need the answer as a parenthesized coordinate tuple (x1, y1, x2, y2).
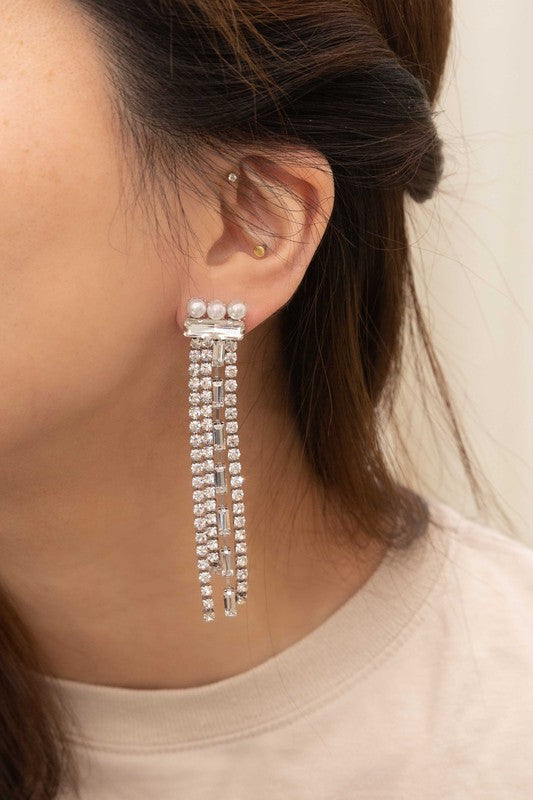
(184, 318, 244, 340)
(223, 587, 237, 617)
(220, 546, 233, 577)
(212, 339, 225, 366)
(213, 421, 225, 450)
(217, 505, 230, 531)
(212, 380, 224, 407)
(214, 464, 227, 494)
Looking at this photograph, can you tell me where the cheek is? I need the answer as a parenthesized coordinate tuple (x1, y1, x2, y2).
(0, 7, 176, 451)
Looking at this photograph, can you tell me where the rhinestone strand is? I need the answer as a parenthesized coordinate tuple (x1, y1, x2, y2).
(189, 338, 218, 621)
(224, 343, 247, 604)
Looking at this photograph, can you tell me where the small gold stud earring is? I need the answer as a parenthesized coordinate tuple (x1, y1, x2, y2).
(253, 244, 267, 258)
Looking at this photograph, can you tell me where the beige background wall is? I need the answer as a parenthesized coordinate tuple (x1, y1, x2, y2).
(398, 1, 532, 543)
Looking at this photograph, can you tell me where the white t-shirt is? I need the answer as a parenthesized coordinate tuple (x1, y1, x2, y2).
(44, 499, 533, 799)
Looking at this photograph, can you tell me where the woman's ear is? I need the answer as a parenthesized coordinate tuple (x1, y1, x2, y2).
(178, 149, 334, 332)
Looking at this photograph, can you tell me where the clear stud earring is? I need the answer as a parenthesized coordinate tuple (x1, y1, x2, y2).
(184, 298, 248, 621)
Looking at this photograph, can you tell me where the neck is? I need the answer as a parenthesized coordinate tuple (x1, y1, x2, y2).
(0, 317, 387, 689)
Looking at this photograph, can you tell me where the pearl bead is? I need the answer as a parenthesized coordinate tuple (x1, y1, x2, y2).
(187, 298, 206, 318)
(207, 300, 226, 320)
(227, 301, 246, 320)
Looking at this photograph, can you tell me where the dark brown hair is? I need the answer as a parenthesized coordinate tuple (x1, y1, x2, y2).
(1, 1, 494, 796)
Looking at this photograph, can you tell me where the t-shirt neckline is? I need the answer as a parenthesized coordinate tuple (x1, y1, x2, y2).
(41, 499, 456, 751)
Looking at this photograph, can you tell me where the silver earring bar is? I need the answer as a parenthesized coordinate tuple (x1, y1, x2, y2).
(184, 298, 248, 621)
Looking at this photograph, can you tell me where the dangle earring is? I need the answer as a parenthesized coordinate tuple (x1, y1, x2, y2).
(184, 297, 248, 622)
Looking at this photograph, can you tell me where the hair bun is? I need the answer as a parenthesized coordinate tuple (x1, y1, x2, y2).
(405, 127, 444, 203)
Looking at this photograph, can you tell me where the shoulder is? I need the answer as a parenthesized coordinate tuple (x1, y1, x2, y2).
(424, 498, 533, 662)
(427, 498, 533, 591)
